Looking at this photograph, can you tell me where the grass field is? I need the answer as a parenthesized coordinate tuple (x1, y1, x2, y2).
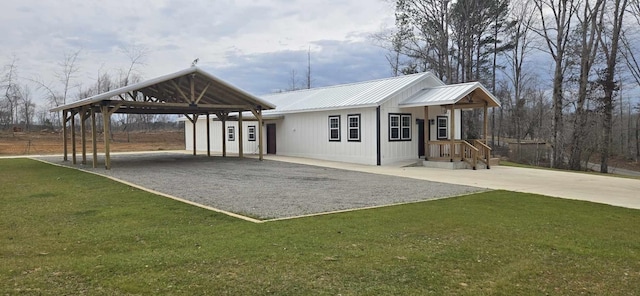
(1, 158, 640, 295)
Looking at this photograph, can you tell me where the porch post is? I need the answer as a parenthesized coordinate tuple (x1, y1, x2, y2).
(483, 102, 488, 144)
(450, 105, 455, 162)
(424, 106, 429, 160)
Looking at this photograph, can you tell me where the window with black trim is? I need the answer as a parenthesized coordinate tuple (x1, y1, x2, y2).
(248, 125, 256, 141)
(401, 114, 411, 140)
(347, 114, 360, 142)
(437, 116, 448, 139)
(389, 113, 411, 141)
(328, 115, 341, 141)
(227, 126, 235, 141)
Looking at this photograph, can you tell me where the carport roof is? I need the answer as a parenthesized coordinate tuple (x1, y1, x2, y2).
(50, 66, 275, 114)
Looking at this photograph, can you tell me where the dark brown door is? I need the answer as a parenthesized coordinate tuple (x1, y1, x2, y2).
(266, 124, 276, 154)
(417, 119, 425, 158)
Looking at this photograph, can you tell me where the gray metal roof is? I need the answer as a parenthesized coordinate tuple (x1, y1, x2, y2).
(51, 66, 275, 113)
(399, 82, 501, 108)
(260, 72, 439, 114)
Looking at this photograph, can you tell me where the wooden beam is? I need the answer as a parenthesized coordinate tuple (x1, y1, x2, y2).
(483, 102, 488, 144)
(190, 76, 195, 103)
(450, 105, 455, 162)
(206, 113, 211, 157)
(62, 110, 68, 161)
(91, 108, 97, 168)
(222, 118, 227, 157)
(80, 108, 88, 165)
(194, 82, 211, 104)
(192, 113, 197, 156)
(170, 80, 190, 103)
(101, 105, 112, 170)
(250, 107, 264, 161)
(238, 111, 243, 158)
(71, 110, 76, 165)
(424, 106, 429, 160)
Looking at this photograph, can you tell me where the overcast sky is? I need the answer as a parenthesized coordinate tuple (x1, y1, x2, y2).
(1, 0, 396, 104)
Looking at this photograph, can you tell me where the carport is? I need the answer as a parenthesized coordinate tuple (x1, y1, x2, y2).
(51, 67, 275, 169)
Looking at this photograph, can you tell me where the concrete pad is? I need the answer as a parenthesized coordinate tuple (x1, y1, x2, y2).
(263, 155, 640, 210)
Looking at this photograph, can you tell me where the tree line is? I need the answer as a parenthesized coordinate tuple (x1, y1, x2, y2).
(374, 0, 640, 172)
(0, 46, 178, 134)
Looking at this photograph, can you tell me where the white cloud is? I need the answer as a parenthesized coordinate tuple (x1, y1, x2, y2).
(1, 0, 395, 105)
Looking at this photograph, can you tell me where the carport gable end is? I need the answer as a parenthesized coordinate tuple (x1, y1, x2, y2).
(51, 67, 275, 169)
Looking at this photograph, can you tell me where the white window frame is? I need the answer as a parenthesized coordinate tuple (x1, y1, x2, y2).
(227, 126, 235, 141)
(248, 125, 256, 141)
(437, 116, 448, 140)
(347, 114, 360, 142)
(328, 115, 341, 142)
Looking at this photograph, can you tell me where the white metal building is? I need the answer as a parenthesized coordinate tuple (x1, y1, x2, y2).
(185, 71, 500, 167)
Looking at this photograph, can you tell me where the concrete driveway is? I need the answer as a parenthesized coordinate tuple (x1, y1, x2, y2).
(265, 155, 640, 211)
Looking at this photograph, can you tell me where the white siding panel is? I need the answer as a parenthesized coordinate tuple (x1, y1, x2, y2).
(186, 119, 261, 154)
(379, 78, 439, 165)
(274, 108, 378, 165)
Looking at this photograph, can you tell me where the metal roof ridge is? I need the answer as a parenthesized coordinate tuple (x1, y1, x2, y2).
(259, 72, 431, 97)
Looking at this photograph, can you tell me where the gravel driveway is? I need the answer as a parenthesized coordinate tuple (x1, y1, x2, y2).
(39, 153, 485, 220)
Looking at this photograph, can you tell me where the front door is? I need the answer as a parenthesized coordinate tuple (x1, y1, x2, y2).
(266, 123, 276, 154)
(417, 119, 425, 158)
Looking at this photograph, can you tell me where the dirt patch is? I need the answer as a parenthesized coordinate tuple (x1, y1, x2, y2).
(0, 130, 185, 155)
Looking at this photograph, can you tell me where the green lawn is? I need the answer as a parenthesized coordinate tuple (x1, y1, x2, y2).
(1, 158, 639, 295)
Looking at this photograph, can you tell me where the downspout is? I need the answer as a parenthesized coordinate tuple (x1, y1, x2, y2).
(376, 106, 381, 166)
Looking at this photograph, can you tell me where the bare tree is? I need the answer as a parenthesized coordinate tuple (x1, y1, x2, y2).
(18, 85, 35, 131)
(2, 56, 20, 127)
(567, 0, 605, 170)
(57, 49, 81, 105)
(596, 0, 628, 173)
(502, 0, 536, 148)
(533, 0, 577, 168)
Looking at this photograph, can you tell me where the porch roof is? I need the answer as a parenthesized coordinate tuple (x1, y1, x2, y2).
(398, 81, 501, 108)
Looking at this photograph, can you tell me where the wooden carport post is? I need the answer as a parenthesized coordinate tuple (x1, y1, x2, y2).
(62, 110, 68, 161)
(91, 108, 97, 168)
(238, 111, 243, 158)
(183, 114, 198, 156)
(100, 103, 121, 170)
(71, 110, 77, 164)
(250, 106, 264, 161)
(80, 107, 89, 165)
(206, 113, 211, 157)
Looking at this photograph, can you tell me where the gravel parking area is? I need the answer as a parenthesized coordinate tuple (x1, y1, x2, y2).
(38, 153, 485, 220)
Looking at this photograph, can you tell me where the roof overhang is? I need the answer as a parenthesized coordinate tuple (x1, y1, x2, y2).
(50, 67, 275, 114)
(398, 82, 501, 108)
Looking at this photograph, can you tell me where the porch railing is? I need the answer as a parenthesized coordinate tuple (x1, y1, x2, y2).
(426, 140, 491, 170)
(473, 139, 492, 169)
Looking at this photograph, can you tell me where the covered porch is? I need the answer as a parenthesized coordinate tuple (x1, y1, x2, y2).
(400, 82, 501, 170)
